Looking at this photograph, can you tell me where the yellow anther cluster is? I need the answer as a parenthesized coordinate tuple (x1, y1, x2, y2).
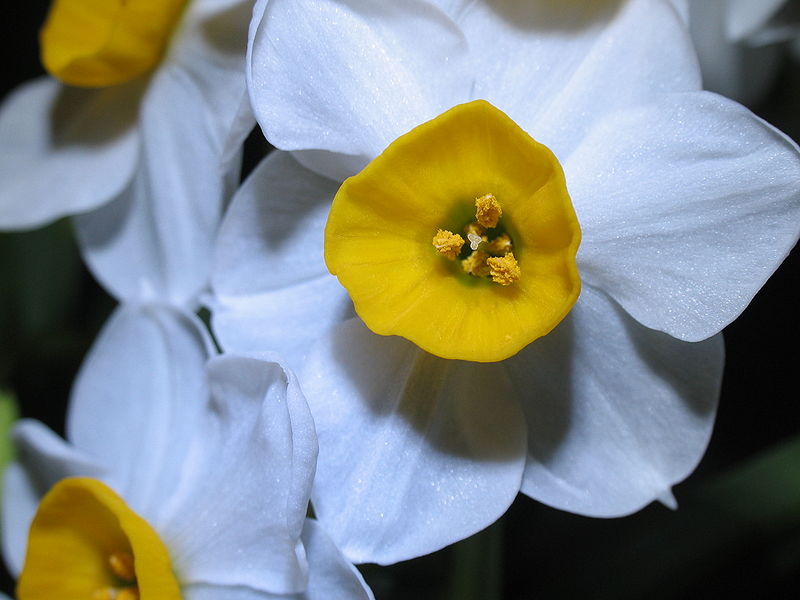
(487, 253, 521, 286)
(432, 229, 464, 260)
(462, 250, 491, 277)
(475, 194, 502, 228)
(433, 194, 520, 285)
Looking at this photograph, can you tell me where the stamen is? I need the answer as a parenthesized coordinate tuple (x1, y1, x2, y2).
(116, 587, 140, 600)
(487, 233, 513, 256)
(462, 250, 491, 277)
(432, 229, 464, 260)
(463, 222, 485, 237)
(109, 552, 136, 582)
(93, 588, 117, 600)
(475, 194, 502, 228)
(487, 253, 521, 286)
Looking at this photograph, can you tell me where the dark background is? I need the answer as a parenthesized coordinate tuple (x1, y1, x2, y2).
(1, 2, 798, 598)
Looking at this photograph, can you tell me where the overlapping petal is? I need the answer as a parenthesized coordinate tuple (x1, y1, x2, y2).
(2, 421, 106, 575)
(67, 304, 215, 516)
(74, 49, 247, 306)
(248, 0, 470, 175)
(212, 152, 353, 371)
(183, 520, 373, 600)
(302, 319, 527, 564)
(160, 355, 318, 595)
(0, 77, 139, 229)
(569, 91, 800, 341)
(436, 0, 701, 160)
(508, 285, 723, 517)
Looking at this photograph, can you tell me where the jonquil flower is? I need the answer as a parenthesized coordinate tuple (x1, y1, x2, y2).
(2, 304, 373, 600)
(211, 0, 800, 564)
(0, 0, 254, 306)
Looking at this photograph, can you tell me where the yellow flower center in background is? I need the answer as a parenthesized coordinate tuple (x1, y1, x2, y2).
(325, 100, 581, 362)
(18, 477, 181, 600)
(40, 0, 189, 87)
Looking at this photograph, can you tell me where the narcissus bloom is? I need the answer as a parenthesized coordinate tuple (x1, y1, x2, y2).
(1, 304, 373, 600)
(211, 0, 800, 564)
(0, 0, 254, 306)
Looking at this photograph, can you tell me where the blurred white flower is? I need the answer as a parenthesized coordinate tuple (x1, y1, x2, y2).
(0, 0, 256, 307)
(689, 0, 800, 104)
(1, 304, 373, 600)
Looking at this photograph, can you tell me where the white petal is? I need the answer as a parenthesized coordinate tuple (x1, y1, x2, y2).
(166, 0, 255, 171)
(510, 285, 723, 517)
(67, 304, 215, 517)
(568, 91, 800, 341)
(2, 421, 106, 576)
(0, 77, 139, 229)
(688, 0, 782, 104)
(184, 584, 280, 600)
(725, 0, 786, 41)
(248, 0, 469, 174)
(75, 47, 246, 306)
(183, 521, 374, 600)
(211, 152, 352, 371)
(302, 319, 526, 565)
(447, 0, 700, 160)
(301, 519, 374, 600)
(160, 355, 317, 595)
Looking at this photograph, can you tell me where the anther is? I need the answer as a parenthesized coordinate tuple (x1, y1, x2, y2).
(463, 222, 485, 237)
(432, 229, 464, 260)
(116, 587, 140, 600)
(487, 253, 521, 285)
(487, 233, 513, 256)
(475, 194, 502, 228)
(109, 551, 136, 582)
(93, 588, 117, 600)
(462, 250, 491, 277)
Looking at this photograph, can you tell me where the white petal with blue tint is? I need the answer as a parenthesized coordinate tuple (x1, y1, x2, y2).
(302, 319, 526, 565)
(212, 152, 352, 371)
(67, 304, 215, 515)
(511, 285, 723, 517)
(0, 78, 139, 230)
(248, 0, 470, 175)
(160, 355, 318, 595)
(569, 91, 800, 342)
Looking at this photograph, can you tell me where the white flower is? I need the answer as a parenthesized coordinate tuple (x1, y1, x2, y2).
(210, 0, 800, 564)
(688, 0, 797, 104)
(0, 0, 256, 307)
(2, 303, 373, 600)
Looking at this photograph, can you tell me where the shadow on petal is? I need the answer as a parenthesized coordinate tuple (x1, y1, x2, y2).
(327, 319, 526, 463)
(624, 306, 723, 419)
(478, 0, 623, 32)
(506, 310, 575, 464)
(50, 81, 143, 149)
(201, 0, 251, 56)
